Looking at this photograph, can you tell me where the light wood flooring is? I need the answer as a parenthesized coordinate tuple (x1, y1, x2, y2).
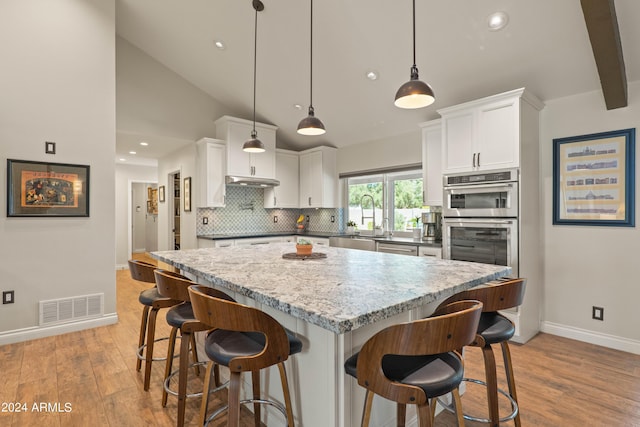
(1, 254, 640, 426)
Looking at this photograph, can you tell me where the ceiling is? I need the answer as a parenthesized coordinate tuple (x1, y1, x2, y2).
(114, 0, 639, 163)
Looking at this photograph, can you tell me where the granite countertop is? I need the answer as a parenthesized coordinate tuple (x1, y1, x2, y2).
(197, 231, 442, 248)
(151, 243, 508, 334)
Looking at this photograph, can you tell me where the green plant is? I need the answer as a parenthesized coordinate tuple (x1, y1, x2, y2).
(346, 220, 357, 227)
(297, 238, 312, 245)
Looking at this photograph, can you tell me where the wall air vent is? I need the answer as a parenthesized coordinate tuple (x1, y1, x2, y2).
(39, 293, 104, 326)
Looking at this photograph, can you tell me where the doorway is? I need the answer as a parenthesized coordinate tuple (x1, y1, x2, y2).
(171, 172, 181, 250)
(131, 182, 158, 257)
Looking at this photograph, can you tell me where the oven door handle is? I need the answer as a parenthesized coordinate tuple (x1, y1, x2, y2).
(444, 219, 514, 225)
(445, 182, 514, 193)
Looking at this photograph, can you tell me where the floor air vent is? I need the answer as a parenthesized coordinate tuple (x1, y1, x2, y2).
(39, 293, 104, 326)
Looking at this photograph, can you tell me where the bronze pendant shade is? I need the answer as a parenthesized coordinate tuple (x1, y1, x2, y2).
(243, 0, 266, 153)
(297, 0, 326, 135)
(394, 0, 435, 109)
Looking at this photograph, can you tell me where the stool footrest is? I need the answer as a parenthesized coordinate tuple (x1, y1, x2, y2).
(437, 377, 519, 423)
(204, 398, 289, 427)
(137, 336, 181, 362)
(163, 361, 228, 399)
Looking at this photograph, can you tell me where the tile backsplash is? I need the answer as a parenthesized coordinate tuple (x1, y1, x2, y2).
(196, 186, 344, 235)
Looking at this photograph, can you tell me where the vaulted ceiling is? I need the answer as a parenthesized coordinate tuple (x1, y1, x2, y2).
(115, 0, 639, 161)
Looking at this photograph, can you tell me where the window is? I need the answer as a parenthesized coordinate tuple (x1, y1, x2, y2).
(346, 170, 423, 233)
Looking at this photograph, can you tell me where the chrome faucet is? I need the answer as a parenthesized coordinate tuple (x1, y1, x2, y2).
(360, 194, 375, 232)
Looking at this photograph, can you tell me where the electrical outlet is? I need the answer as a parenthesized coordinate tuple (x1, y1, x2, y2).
(306, 215, 310, 222)
(331, 215, 335, 223)
(3, 291, 14, 304)
(202, 217, 208, 225)
(592, 306, 604, 321)
(273, 215, 278, 223)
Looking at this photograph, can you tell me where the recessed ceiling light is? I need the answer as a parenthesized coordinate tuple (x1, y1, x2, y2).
(139, 141, 148, 146)
(366, 70, 379, 81)
(293, 104, 303, 110)
(119, 158, 127, 161)
(214, 40, 226, 50)
(129, 151, 137, 155)
(487, 12, 509, 31)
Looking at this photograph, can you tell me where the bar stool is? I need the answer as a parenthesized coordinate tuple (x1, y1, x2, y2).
(437, 277, 526, 427)
(154, 270, 228, 427)
(128, 259, 180, 391)
(344, 300, 483, 427)
(188, 284, 303, 427)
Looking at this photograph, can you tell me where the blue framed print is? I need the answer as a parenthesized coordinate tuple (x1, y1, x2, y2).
(553, 128, 635, 227)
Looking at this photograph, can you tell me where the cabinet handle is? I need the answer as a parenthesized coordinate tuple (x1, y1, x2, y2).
(308, 197, 312, 206)
(472, 153, 476, 168)
(477, 152, 480, 167)
(273, 196, 277, 206)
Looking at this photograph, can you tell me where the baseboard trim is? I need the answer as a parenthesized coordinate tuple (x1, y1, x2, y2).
(541, 321, 640, 355)
(116, 263, 129, 270)
(0, 314, 118, 346)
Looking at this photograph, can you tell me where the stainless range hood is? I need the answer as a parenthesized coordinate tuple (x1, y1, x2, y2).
(225, 175, 280, 188)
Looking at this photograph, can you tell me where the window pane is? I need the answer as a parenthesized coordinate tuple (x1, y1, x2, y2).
(392, 175, 423, 231)
(347, 175, 382, 230)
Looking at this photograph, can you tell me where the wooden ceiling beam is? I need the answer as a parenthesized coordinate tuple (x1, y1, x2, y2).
(580, 0, 627, 109)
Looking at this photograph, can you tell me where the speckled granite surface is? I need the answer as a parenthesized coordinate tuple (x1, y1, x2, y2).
(151, 243, 510, 334)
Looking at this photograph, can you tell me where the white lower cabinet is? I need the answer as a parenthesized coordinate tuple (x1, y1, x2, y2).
(418, 246, 442, 259)
(234, 237, 286, 246)
(297, 236, 330, 246)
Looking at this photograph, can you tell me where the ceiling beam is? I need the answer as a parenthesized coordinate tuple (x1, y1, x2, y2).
(580, 0, 627, 109)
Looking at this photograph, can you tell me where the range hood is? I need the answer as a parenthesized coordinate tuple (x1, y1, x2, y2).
(225, 175, 280, 188)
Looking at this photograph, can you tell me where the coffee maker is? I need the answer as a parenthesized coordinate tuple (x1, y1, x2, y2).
(422, 212, 442, 242)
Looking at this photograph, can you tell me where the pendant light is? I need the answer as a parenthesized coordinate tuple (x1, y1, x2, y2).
(243, 0, 266, 153)
(297, 0, 326, 136)
(394, 0, 435, 109)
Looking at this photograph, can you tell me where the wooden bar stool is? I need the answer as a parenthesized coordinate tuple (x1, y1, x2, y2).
(344, 300, 483, 427)
(437, 277, 526, 427)
(188, 284, 303, 427)
(128, 259, 180, 391)
(154, 270, 227, 427)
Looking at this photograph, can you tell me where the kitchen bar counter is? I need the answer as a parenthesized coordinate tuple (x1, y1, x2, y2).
(151, 244, 509, 426)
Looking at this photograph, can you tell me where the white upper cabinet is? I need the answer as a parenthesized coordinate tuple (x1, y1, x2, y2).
(264, 149, 299, 208)
(214, 115, 277, 179)
(439, 88, 544, 174)
(299, 146, 338, 208)
(196, 138, 226, 207)
(419, 119, 442, 206)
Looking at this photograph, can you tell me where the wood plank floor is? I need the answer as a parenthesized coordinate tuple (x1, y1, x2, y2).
(1, 254, 640, 426)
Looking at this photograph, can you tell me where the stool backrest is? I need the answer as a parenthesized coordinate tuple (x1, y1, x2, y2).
(154, 269, 195, 302)
(356, 300, 483, 405)
(440, 278, 526, 312)
(128, 259, 157, 284)
(188, 285, 290, 372)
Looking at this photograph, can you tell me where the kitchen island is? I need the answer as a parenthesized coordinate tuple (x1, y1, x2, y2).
(152, 243, 510, 426)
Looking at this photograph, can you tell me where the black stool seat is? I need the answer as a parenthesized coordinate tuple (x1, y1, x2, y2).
(345, 352, 464, 398)
(165, 302, 196, 328)
(478, 312, 515, 344)
(139, 287, 167, 306)
(205, 328, 302, 367)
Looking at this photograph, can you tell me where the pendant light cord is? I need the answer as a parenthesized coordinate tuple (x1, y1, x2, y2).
(309, 0, 314, 108)
(252, 6, 258, 136)
(412, 0, 416, 68)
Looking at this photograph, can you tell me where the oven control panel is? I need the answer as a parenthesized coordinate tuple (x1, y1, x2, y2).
(445, 169, 516, 186)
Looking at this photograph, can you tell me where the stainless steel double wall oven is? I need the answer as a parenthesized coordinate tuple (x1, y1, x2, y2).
(442, 168, 519, 276)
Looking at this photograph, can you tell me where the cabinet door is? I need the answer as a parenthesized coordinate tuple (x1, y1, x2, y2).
(197, 140, 226, 207)
(265, 150, 299, 208)
(477, 98, 519, 170)
(226, 122, 253, 176)
(250, 125, 276, 179)
(299, 150, 323, 207)
(442, 111, 475, 174)
(421, 121, 442, 206)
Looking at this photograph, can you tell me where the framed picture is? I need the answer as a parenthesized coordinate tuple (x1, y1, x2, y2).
(553, 128, 635, 227)
(183, 177, 191, 212)
(7, 159, 90, 217)
(158, 185, 165, 203)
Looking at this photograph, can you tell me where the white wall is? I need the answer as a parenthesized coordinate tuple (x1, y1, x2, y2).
(337, 130, 421, 175)
(0, 0, 116, 342)
(115, 163, 157, 268)
(540, 81, 640, 351)
(157, 145, 199, 251)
